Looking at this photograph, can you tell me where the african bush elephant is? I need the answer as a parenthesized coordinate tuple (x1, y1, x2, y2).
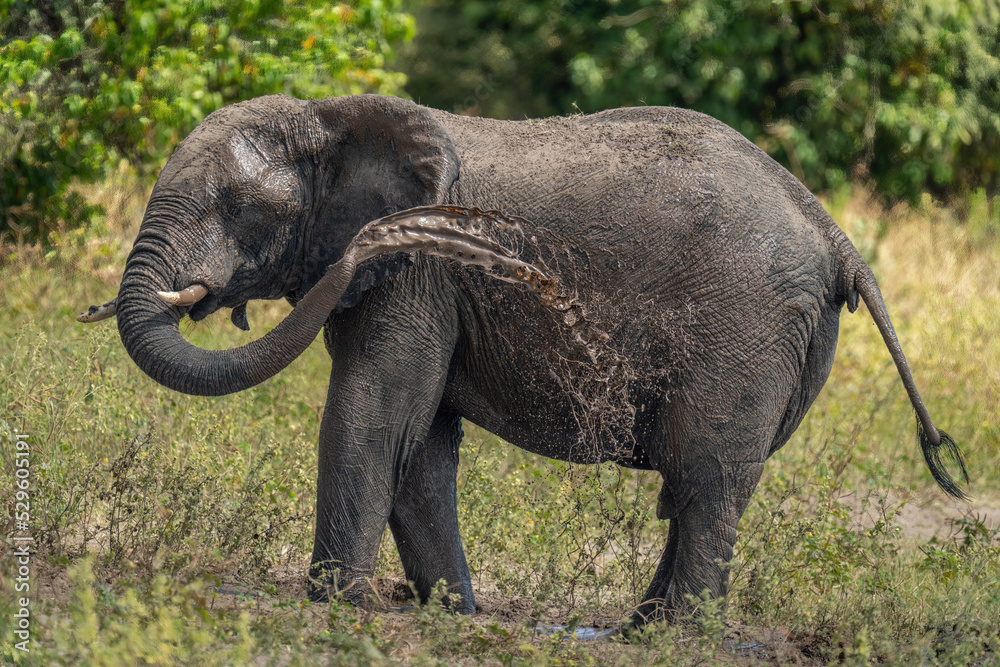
(79, 94, 966, 625)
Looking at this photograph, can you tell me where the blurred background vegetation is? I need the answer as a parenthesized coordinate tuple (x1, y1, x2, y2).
(403, 0, 1000, 202)
(2, 0, 1000, 245)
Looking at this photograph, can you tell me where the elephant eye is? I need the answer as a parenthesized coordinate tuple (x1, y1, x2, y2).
(228, 138, 301, 218)
(224, 194, 297, 237)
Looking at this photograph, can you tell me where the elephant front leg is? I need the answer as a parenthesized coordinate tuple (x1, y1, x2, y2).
(307, 376, 445, 606)
(307, 293, 459, 606)
(388, 410, 476, 613)
(307, 401, 397, 606)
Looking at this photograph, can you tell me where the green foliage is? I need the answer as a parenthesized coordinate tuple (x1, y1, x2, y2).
(2, 321, 317, 576)
(404, 0, 1000, 202)
(0, 0, 414, 242)
(455, 439, 662, 617)
(732, 474, 1000, 664)
(38, 559, 256, 666)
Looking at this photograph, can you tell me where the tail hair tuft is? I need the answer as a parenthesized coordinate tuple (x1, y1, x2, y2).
(917, 416, 969, 502)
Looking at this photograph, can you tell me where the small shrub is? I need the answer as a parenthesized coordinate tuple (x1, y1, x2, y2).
(38, 558, 256, 666)
(99, 432, 309, 577)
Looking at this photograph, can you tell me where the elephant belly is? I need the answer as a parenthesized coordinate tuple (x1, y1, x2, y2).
(441, 370, 655, 469)
(440, 271, 669, 469)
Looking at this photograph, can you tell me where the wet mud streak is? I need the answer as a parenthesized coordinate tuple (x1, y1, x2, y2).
(346, 205, 573, 309)
(347, 205, 681, 464)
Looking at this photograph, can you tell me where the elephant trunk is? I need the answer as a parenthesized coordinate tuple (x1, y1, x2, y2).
(116, 240, 358, 397)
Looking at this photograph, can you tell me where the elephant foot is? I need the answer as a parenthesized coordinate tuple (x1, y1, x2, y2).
(436, 588, 478, 616)
(306, 579, 330, 604)
(307, 563, 375, 607)
(629, 590, 685, 630)
(401, 579, 477, 615)
(306, 566, 478, 616)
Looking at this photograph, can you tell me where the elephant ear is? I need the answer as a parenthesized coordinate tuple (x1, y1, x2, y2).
(298, 94, 460, 310)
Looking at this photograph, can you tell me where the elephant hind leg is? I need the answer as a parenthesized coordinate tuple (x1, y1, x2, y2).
(636, 399, 767, 625)
(631, 484, 757, 627)
(388, 410, 476, 614)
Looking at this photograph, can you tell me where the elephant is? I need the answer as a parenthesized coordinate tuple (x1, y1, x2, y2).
(78, 93, 967, 626)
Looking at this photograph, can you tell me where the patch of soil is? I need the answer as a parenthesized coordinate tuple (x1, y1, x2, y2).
(471, 589, 537, 623)
(841, 489, 1000, 541)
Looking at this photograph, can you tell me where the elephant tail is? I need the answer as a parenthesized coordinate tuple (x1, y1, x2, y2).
(850, 265, 969, 500)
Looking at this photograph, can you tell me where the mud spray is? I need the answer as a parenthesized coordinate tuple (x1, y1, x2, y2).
(349, 205, 695, 465)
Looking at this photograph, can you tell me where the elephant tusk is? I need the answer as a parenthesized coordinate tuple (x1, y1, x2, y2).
(155, 283, 209, 307)
(77, 298, 118, 323)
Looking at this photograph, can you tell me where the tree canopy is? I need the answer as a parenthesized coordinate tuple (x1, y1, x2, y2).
(403, 0, 1000, 202)
(1, 0, 413, 241)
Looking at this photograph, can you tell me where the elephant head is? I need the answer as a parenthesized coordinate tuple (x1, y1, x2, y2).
(93, 95, 461, 396)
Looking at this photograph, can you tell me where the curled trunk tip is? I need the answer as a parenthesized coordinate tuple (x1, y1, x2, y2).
(77, 298, 118, 323)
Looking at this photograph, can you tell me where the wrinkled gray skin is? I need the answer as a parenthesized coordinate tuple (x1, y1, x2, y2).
(87, 94, 964, 626)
